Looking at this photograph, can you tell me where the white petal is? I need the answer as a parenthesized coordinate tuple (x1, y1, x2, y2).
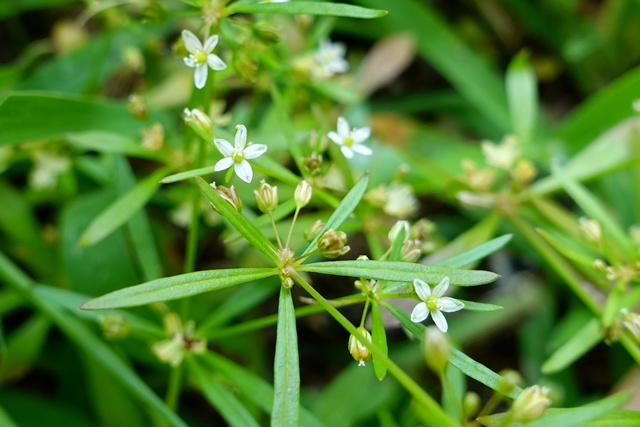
(439, 297, 464, 313)
(413, 279, 432, 302)
(207, 54, 227, 71)
(330, 58, 349, 74)
(340, 146, 354, 159)
(243, 143, 267, 159)
(214, 139, 234, 156)
(410, 302, 429, 323)
(351, 145, 372, 156)
(182, 30, 202, 54)
(234, 125, 247, 149)
(214, 157, 234, 172)
(234, 160, 253, 183)
(351, 127, 371, 144)
(327, 131, 343, 145)
(431, 310, 449, 333)
(432, 277, 450, 298)
(183, 56, 198, 68)
(337, 116, 350, 137)
(203, 35, 219, 53)
(194, 64, 208, 89)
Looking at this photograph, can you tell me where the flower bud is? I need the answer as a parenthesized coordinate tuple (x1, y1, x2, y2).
(318, 229, 349, 258)
(184, 108, 213, 140)
(254, 180, 278, 213)
(388, 220, 410, 244)
(401, 239, 421, 262)
(410, 219, 435, 240)
(511, 385, 551, 423)
(141, 123, 164, 151)
(511, 158, 537, 187)
(303, 153, 323, 176)
(210, 182, 243, 211)
(294, 180, 313, 208)
(579, 217, 602, 243)
(463, 392, 481, 420)
(304, 220, 324, 241)
(98, 314, 131, 340)
(253, 22, 281, 44)
(422, 326, 450, 375)
(127, 94, 148, 120)
(348, 327, 372, 366)
(498, 369, 523, 395)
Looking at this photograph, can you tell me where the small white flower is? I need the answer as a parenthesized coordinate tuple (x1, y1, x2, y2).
(214, 125, 268, 183)
(314, 39, 349, 78)
(410, 277, 464, 333)
(481, 135, 520, 170)
(182, 29, 227, 89)
(327, 116, 372, 159)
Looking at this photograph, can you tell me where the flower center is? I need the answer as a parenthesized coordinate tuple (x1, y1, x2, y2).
(232, 150, 245, 163)
(426, 296, 439, 311)
(194, 51, 208, 64)
(343, 136, 354, 147)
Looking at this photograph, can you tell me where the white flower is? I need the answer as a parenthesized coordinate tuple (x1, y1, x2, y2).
(410, 277, 464, 333)
(481, 135, 520, 170)
(214, 124, 267, 183)
(182, 29, 227, 89)
(314, 39, 348, 78)
(327, 116, 372, 159)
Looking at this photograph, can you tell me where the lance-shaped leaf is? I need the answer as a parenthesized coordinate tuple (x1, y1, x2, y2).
(195, 176, 279, 263)
(371, 303, 388, 380)
(81, 268, 276, 310)
(436, 234, 512, 269)
(272, 286, 300, 426)
(161, 166, 217, 184)
(302, 173, 369, 257)
(541, 318, 601, 374)
(226, 2, 387, 19)
(79, 168, 168, 247)
(506, 51, 537, 146)
(299, 260, 499, 287)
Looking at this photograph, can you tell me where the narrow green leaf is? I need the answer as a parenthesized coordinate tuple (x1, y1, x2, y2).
(456, 300, 502, 312)
(195, 175, 279, 263)
(0, 314, 49, 382)
(542, 318, 601, 374)
(161, 166, 217, 184)
(81, 268, 276, 310)
(188, 358, 261, 427)
(506, 51, 537, 145)
(380, 300, 520, 399)
(227, 1, 387, 19)
(269, 85, 306, 175)
(371, 303, 388, 380)
(388, 226, 406, 262)
(523, 392, 629, 427)
(302, 173, 369, 256)
(436, 234, 512, 269)
(79, 168, 168, 247)
(582, 410, 640, 427)
(272, 286, 300, 426)
(300, 260, 500, 287)
(66, 132, 168, 161)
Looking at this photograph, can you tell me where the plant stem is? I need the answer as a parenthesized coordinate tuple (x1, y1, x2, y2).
(285, 207, 300, 249)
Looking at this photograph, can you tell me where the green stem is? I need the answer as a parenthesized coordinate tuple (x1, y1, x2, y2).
(165, 364, 184, 411)
(269, 212, 283, 249)
(291, 272, 458, 427)
(285, 207, 300, 249)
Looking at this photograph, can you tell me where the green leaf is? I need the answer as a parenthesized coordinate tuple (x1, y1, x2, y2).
(456, 300, 502, 312)
(226, 1, 387, 19)
(0, 93, 149, 146)
(66, 132, 168, 161)
(269, 85, 306, 175)
(272, 286, 300, 426)
(506, 51, 537, 145)
(80, 268, 276, 309)
(0, 314, 49, 383)
(195, 176, 279, 263)
(523, 392, 628, 427)
(0, 405, 17, 427)
(541, 318, 601, 374)
(302, 173, 369, 256)
(436, 234, 512, 269)
(188, 358, 260, 427)
(79, 168, 168, 247)
(388, 226, 406, 262)
(300, 260, 500, 287)
(160, 166, 217, 184)
(371, 303, 388, 380)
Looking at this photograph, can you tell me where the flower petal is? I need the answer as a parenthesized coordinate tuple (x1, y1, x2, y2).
(431, 310, 449, 333)
(234, 160, 253, 183)
(182, 30, 202, 54)
(410, 302, 429, 323)
(351, 144, 372, 156)
(351, 127, 371, 144)
(337, 116, 350, 137)
(203, 35, 219, 53)
(214, 139, 234, 156)
(432, 277, 450, 298)
(193, 64, 208, 89)
(183, 56, 198, 68)
(327, 131, 343, 145)
(413, 278, 432, 302)
(214, 157, 234, 172)
(207, 54, 227, 71)
(340, 145, 354, 159)
(234, 125, 248, 149)
(439, 297, 465, 313)
(243, 143, 268, 159)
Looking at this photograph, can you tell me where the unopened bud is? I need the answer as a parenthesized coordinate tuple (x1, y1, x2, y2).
(127, 94, 148, 120)
(498, 369, 523, 395)
(423, 326, 450, 375)
(579, 217, 602, 243)
(512, 159, 537, 187)
(254, 180, 278, 213)
(253, 22, 281, 44)
(410, 218, 435, 240)
(303, 153, 323, 176)
(141, 123, 165, 151)
(318, 229, 349, 258)
(304, 220, 324, 241)
(98, 315, 130, 340)
(210, 182, 243, 211)
(348, 327, 372, 366)
(401, 239, 421, 262)
(294, 180, 313, 208)
(388, 220, 410, 244)
(184, 108, 213, 140)
(511, 385, 551, 423)
(463, 392, 481, 420)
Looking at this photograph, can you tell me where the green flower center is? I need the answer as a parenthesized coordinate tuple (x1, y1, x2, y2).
(194, 51, 208, 64)
(426, 296, 439, 311)
(343, 136, 354, 147)
(232, 150, 245, 163)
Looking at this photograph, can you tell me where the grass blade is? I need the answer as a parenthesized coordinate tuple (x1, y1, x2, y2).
(227, 2, 387, 19)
